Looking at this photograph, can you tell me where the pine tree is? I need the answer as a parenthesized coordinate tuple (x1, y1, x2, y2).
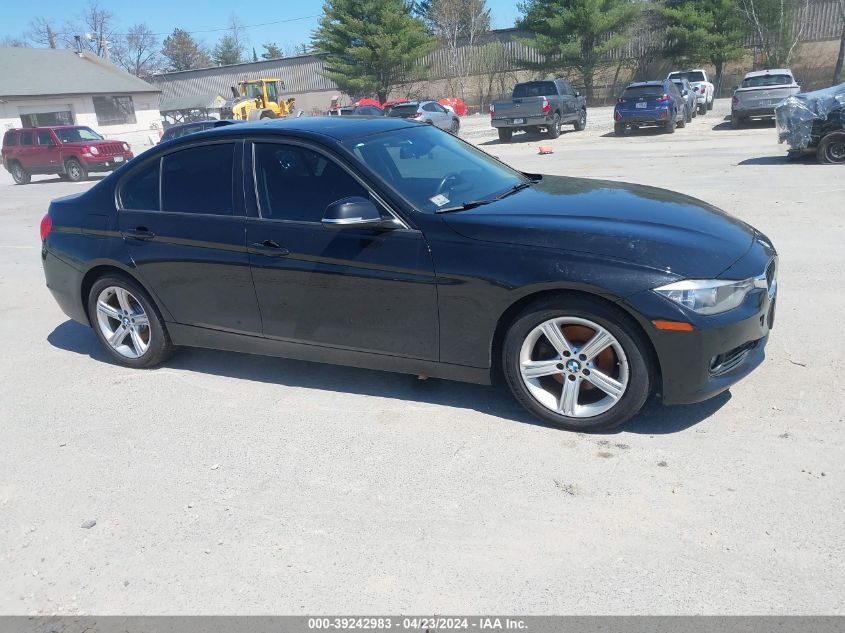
(212, 34, 243, 65)
(312, 0, 436, 102)
(162, 28, 211, 71)
(262, 42, 284, 59)
(517, 0, 642, 103)
(660, 0, 747, 91)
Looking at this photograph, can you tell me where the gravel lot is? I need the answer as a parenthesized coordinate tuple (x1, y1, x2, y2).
(1, 99, 843, 614)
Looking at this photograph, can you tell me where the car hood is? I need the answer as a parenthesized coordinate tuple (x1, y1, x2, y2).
(440, 175, 756, 278)
(60, 140, 125, 147)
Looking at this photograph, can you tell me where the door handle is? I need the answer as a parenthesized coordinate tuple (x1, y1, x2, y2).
(249, 240, 290, 256)
(121, 227, 156, 240)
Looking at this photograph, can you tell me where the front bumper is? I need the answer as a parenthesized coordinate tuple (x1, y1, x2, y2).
(81, 153, 134, 172)
(623, 250, 777, 405)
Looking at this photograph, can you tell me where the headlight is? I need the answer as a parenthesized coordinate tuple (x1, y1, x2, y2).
(654, 278, 755, 315)
(122, 142, 130, 151)
(89, 146, 99, 155)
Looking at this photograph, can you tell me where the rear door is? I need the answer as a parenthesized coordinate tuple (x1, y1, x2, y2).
(17, 130, 38, 172)
(245, 140, 439, 359)
(116, 140, 262, 335)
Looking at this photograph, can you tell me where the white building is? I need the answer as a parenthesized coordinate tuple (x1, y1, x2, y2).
(0, 47, 161, 147)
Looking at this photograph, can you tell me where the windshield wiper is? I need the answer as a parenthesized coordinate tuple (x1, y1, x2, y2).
(435, 181, 535, 214)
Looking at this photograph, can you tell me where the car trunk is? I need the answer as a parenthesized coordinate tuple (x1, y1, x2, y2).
(387, 105, 420, 119)
(735, 85, 799, 110)
(618, 87, 667, 113)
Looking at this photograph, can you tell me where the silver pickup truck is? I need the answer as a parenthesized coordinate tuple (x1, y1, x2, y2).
(490, 79, 587, 142)
(732, 69, 801, 128)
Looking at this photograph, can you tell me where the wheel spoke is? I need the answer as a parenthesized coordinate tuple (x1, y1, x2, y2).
(579, 329, 613, 361)
(540, 322, 574, 356)
(558, 377, 581, 416)
(129, 326, 147, 355)
(109, 324, 129, 347)
(584, 369, 624, 400)
(114, 287, 132, 313)
(133, 313, 149, 327)
(97, 301, 121, 321)
(521, 359, 562, 380)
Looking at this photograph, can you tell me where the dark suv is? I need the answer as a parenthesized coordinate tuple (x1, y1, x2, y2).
(2, 125, 134, 184)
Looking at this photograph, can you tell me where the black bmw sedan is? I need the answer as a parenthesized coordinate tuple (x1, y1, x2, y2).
(40, 117, 777, 431)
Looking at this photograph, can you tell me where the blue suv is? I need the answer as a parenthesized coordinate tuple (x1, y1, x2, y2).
(614, 80, 687, 135)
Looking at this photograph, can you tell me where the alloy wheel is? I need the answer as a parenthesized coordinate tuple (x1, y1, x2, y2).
(95, 286, 151, 359)
(518, 317, 629, 418)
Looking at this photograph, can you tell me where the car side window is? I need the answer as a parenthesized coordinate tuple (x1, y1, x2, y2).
(559, 81, 573, 96)
(4, 132, 17, 146)
(422, 103, 436, 112)
(253, 143, 369, 223)
(121, 159, 161, 211)
(20, 132, 33, 146)
(161, 143, 234, 215)
(37, 131, 54, 146)
(432, 103, 447, 113)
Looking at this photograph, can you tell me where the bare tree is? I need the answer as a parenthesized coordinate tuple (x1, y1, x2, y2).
(227, 13, 249, 60)
(737, 0, 811, 68)
(0, 36, 31, 48)
(428, 0, 491, 99)
(112, 24, 163, 79)
(61, 2, 118, 59)
(834, 0, 845, 84)
(25, 17, 59, 48)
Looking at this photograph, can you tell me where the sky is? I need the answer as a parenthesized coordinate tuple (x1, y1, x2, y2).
(2, 0, 523, 53)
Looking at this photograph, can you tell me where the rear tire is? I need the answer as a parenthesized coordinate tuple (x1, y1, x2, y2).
(614, 122, 625, 136)
(65, 158, 87, 182)
(547, 113, 561, 139)
(706, 98, 714, 111)
(502, 295, 652, 432)
(10, 162, 30, 185)
(698, 103, 707, 115)
(497, 128, 512, 143)
(817, 132, 845, 164)
(87, 274, 175, 368)
(731, 113, 743, 129)
(677, 109, 687, 128)
(664, 114, 676, 134)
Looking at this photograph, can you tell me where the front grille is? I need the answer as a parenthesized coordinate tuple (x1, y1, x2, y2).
(98, 143, 124, 156)
(709, 340, 759, 377)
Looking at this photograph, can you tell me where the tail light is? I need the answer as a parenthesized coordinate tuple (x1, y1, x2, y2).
(541, 97, 550, 113)
(617, 98, 625, 104)
(658, 94, 671, 102)
(412, 111, 422, 119)
(732, 95, 739, 105)
(489, 104, 495, 117)
(40, 214, 52, 242)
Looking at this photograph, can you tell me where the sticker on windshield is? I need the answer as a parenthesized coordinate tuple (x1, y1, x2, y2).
(429, 194, 450, 207)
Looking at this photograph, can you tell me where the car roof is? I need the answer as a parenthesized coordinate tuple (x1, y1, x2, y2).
(627, 81, 665, 87)
(743, 68, 793, 78)
(166, 116, 418, 144)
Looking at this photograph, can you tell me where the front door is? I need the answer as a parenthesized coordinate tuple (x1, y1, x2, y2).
(245, 141, 439, 360)
(36, 130, 62, 172)
(116, 141, 261, 335)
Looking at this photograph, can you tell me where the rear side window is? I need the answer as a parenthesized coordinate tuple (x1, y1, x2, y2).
(513, 82, 557, 98)
(121, 159, 161, 211)
(20, 132, 33, 146)
(388, 105, 419, 117)
(161, 143, 234, 215)
(3, 131, 17, 147)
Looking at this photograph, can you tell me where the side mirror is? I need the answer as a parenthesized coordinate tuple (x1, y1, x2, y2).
(322, 196, 384, 230)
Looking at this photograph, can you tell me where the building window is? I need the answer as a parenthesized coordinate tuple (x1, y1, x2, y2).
(92, 95, 137, 126)
(20, 110, 74, 127)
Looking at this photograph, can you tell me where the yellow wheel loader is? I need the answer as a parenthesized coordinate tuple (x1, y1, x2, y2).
(223, 78, 296, 121)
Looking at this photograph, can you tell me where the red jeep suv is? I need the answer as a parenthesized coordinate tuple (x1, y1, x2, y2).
(2, 126, 134, 184)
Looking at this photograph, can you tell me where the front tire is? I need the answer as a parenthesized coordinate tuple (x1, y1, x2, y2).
(87, 275, 175, 368)
(698, 103, 707, 115)
(502, 296, 652, 432)
(816, 132, 845, 164)
(10, 162, 30, 185)
(64, 158, 87, 182)
(574, 108, 587, 131)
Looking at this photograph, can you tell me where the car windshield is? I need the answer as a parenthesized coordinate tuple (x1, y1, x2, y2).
(53, 127, 103, 143)
(622, 85, 664, 98)
(669, 71, 706, 83)
(343, 125, 528, 213)
(741, 74, 794, 88)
